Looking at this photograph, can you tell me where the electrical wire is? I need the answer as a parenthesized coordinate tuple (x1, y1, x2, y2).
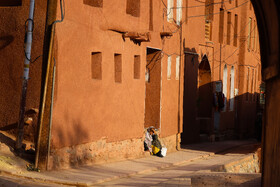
(171, 0, 249, 33)
(161, 14, 253, 62)
(23, 0, 65, 64)
(52, 0, 65, 25)
(211, 23, 259, 71)
(171, 0, 235, 10)
(24, 18, 42, 63)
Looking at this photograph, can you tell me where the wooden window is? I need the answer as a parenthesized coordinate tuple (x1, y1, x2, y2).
(167, 0, 173, 22)
(248, 18, 252, 50)
(205, 0, 214, 21)
(219, 8, 225, 44)
(149, 0, 153, 31)
(227, 12, 232, 45)
(134, 55, 141, 79)
(233, 14, 238, 47)
(167, 56, 172, 80)
(205, 20, 212, 41)
(83, 0, 103, 8)
(235, 0, 238, 7)
(91, 52, 102, 80)
(114, 54, 122, 83)
(126, 0, 140, 17)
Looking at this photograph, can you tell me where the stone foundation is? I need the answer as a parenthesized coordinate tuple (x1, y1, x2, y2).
(48, 133, 179, 170)
(214, 149, 261, 173)
(160, 134, 179, 152)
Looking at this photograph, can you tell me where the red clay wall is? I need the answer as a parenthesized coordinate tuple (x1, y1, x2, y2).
(49, 0, 261, 165)
(181, 0, 261, 143)
(0, 1, 47, 142)
(51, 0, 182, 149)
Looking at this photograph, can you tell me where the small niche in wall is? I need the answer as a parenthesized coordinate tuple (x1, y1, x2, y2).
(126, 0, 140, 17)
(91, 52, 102, 80)
(83, 0, 103, 8)
(134, 55, 141, 79)
(114, 54, 122, 83)
(0, 0, 22, 6)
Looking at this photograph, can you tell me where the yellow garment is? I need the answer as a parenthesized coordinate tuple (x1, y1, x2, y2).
(151, 145, 160, 155)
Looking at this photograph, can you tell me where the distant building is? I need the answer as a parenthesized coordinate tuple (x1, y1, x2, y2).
(0, 0, 260, 170)
(181, 0, 261, 143)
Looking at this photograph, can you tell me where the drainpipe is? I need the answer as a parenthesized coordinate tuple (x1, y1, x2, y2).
(15, 0, 35, 151)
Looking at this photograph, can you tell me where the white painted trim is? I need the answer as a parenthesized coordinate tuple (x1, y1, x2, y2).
(229, 66, 235, 111)
(167, 0, 174, 22)
(223, 64, 228, 112)
(176, 56, 180, 80)
(167, 56, 172, 80)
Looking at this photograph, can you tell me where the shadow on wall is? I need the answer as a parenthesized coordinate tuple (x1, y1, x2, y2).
(50, 115, 92, 168)
(53, 110, 90, 149)
(0, 108, 39, 144)
(181, 48, 199, 144)
(0, 2, 47, 144)
(181, 48, 262, 144)
(182, 81, 262, 144)
(0, 35, 14, 50)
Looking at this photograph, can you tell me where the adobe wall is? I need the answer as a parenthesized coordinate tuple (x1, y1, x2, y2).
(50, 0, 182, 164)
(181, 0, 261, 143)
(47, 0, 261, 168)
(48, 133, 177, 170)
(0, 1, 47, 142)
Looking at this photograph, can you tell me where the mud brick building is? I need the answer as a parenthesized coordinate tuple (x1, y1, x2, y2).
(0, 0, 261, 170)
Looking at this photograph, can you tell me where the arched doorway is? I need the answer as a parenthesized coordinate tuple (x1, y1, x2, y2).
(197, 55, 212, 135)
(250, 0, 280, 186)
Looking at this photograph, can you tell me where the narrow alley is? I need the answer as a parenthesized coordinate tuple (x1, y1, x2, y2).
(0, 140, 261, 186)
(1, 0, 280, 186)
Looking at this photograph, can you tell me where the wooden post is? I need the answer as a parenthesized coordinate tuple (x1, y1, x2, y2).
(35, 0, 58, 170)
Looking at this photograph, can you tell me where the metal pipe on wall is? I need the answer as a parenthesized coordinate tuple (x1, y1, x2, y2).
(15, 0, 36, 151)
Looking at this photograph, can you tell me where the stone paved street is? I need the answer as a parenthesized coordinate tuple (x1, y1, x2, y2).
(96, 152, 261, 186)
(0, 140, 261, 186)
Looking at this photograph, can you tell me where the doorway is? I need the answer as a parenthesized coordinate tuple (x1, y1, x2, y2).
(197, 55, 212, 134)
(144, 48, 162, 129)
